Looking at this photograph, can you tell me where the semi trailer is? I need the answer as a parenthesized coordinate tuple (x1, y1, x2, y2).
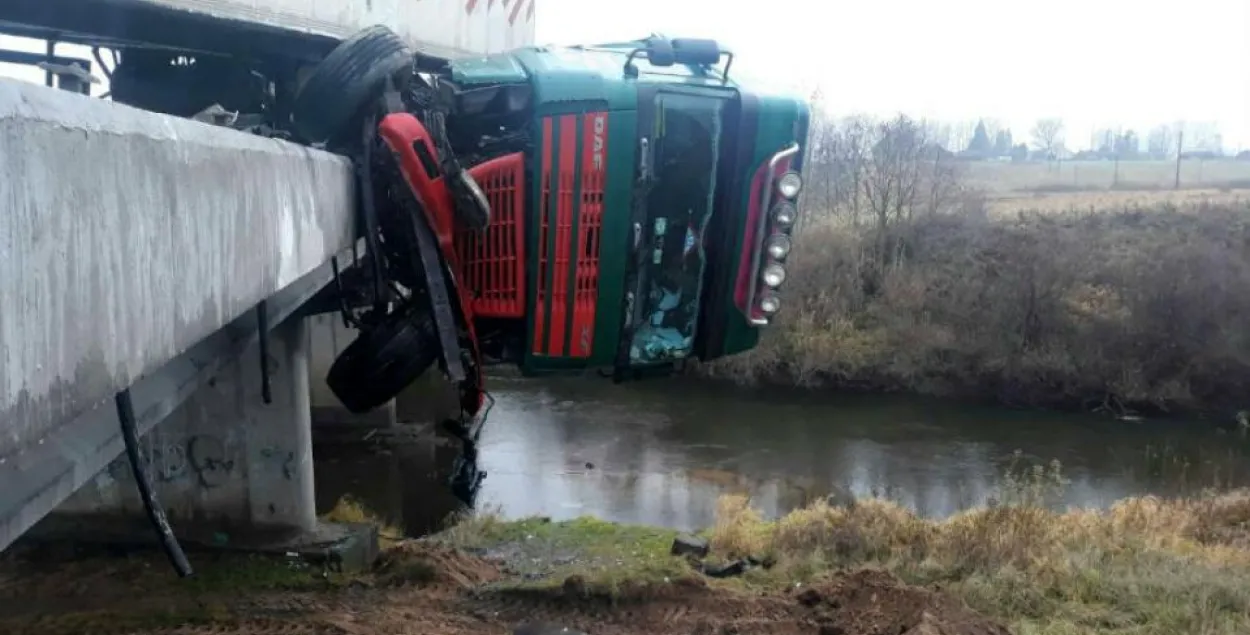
(0, 0, 811, 429)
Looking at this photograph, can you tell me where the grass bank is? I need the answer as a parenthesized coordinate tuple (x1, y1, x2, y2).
(444, 488, 1250, 635)
(8, 486, 1250, 634)
(703, 201, 1250, 417)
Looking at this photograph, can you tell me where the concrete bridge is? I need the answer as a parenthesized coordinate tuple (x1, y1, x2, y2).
(0, 76, 385, 553)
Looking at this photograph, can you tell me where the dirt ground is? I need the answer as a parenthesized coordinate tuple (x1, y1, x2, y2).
(0, 541, 1010, 635)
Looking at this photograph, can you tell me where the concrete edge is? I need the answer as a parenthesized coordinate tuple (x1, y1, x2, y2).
(0, 244, 358, 553)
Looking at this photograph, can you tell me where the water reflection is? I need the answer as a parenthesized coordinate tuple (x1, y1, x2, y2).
(474, 377, 1250, 531)
(314, 430, 470, 537)
(318, 376, 1250, 536)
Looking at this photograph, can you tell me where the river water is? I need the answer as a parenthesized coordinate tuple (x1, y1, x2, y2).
(315, 375, 1250, 535)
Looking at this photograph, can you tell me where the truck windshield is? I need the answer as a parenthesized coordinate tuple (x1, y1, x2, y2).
(628, 91, 724, 366)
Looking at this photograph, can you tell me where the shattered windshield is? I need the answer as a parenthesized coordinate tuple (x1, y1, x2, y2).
(629, 91, 724, 366)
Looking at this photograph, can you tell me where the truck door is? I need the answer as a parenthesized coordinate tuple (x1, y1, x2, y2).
(625, 90, 726, 367)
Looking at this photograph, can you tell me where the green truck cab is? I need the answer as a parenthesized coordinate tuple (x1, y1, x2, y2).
(448, 37, 810, 376)
(297, 31, 809, 413)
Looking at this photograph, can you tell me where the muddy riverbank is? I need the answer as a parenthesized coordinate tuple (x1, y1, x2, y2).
(7, 488, 1250, 635)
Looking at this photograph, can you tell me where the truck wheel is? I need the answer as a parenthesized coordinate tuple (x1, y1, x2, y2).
(326, 311, 439, 414)
(293, 25, 412, 143)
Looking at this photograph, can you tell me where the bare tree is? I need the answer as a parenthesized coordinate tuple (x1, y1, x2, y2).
(804, 112, 873, 227)
(1030, 118, 1065, 160)
(859, 116, 965, 275)
(1185, 121, 1224, 155)
(1147, 124, 1175, 160)
(803, 111, 841, 219)
(863, 116, 926, 231)
(803, 111, 964, 233)
(948, 120, 978, 154)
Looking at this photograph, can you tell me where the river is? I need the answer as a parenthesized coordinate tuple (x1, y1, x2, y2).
(314, 375, 1250, 536)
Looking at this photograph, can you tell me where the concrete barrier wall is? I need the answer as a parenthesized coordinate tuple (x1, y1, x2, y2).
(0, 78, 355, 465)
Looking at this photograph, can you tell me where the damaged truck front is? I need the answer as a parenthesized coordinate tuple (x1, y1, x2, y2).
(293, 31, 813, 427)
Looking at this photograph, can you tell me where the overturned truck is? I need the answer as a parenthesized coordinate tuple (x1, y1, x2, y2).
(1, 0, 811, 430)
(293, 29, 814, 426)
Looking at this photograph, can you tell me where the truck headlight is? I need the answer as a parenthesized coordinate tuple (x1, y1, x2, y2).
(766, 235, 792, 260)
(777, 171, 802, 199)
(761, 264, 786, 288)
(759, 294, 781, 315)
(772, 202, 797, 227)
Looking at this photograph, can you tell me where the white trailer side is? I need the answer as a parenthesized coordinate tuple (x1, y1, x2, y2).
(107, 0, 537, 58)
(0, 0, 535, 61)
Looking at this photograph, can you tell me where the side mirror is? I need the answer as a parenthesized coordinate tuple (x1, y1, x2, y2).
(646, 38, 676, 67)
(670, 39, 722, 66)
(624, 37, 734, 82)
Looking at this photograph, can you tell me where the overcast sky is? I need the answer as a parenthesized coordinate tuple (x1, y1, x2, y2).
(534, 0, 1250, 151)
(2, 0, 1247, 150)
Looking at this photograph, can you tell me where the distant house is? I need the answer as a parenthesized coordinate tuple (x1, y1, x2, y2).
(921, 143, 955, 160)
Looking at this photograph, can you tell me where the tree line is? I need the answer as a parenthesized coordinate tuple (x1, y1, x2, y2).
(926, 117, 1233, 162)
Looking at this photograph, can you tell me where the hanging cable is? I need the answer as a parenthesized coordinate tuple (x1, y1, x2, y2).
(115, 389, 193, 577)
(256, 300, 272, 404)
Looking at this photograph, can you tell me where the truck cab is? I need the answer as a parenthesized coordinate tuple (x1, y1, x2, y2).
(301, 32, 811, 415)
(446, 39, 810, 376)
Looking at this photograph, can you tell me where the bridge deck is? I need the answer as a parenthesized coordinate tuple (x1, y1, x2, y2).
(0, 78, 356, 549)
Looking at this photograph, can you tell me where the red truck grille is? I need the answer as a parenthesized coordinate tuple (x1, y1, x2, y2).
(532, 113, 606, 359)
(455, 152, 527, 318)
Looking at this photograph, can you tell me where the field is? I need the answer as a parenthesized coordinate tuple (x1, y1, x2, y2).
(984, 187, 1250, 216)
(964, 159, 1250, 194)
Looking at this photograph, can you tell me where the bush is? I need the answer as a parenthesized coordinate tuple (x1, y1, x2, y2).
(708, 488, 1250, 635)
(707, 201, 1250, 414)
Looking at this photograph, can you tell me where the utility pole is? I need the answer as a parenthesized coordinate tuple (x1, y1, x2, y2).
(1174, 129, 1184, 190)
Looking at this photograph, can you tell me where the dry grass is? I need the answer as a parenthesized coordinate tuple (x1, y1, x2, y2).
(322, 495, 405, 547)
(706, 488, 1250, 635)
(438, 477, 1250, 634)
(707, 199, 1250, 415)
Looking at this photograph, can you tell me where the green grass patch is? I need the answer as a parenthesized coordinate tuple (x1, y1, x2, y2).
(441, 514, 697, 596)
(178, 553, 347, 593)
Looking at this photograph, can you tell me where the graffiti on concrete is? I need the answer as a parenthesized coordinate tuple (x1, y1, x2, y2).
(105, 430, 243, 490)
(259, 447, 298, 481)
(187, 434, 238, 488)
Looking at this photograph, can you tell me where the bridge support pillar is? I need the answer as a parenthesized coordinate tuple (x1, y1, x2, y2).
(54, 316, 317, 537)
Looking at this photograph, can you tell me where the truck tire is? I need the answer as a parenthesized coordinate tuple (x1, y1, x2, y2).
(326, 311, 440, 414)
(293, 25, 413, 143)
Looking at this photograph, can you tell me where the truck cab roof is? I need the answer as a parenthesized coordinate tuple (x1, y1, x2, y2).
(448, 38, 740, 111)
